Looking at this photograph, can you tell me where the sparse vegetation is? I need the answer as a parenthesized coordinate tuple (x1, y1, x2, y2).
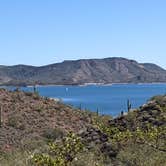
(42, 128, 64, 140)
(0, 88, 166, 165)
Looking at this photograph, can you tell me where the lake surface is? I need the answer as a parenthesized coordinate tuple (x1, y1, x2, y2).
(12, 83, 165, 117)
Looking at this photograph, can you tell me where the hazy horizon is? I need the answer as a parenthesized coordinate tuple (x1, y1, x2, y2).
(1, 0, 166, 68)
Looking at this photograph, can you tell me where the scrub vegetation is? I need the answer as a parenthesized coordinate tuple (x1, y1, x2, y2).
(0, 88, 165, 166)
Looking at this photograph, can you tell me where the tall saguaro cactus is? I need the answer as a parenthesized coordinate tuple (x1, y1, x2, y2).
(127, 99, 132, 112)
(33, 84, 37, 93)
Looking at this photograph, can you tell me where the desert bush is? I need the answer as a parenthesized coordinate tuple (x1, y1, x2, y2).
(42, 128, 64, 140)
(70, 151, 106, 166)
(0, 150, 31, 166)
(150, 95, 166, 107)
(31, 132, 84, 166)
(7, 115, 25, 130)
(25, 91, 34, 97)
(7, 116, 19, 128)
(34, 107, 43, 112)
(117, 144, 166, 166)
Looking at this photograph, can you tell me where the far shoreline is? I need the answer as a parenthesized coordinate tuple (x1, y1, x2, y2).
(28, 82, 166, 87)
(1, 82, 166, 88)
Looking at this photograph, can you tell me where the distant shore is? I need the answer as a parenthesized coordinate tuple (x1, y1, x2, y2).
(1, 82, 166, 88)
(29, 82, 166, 87)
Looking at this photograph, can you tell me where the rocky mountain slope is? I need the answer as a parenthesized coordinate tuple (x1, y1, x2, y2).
(0, 88, 93, 150)
(1, 57, 166, 85)
(0, 89, 165, 165)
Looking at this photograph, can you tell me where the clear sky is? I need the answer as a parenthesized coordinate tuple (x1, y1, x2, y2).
(0, 0, 166, 68)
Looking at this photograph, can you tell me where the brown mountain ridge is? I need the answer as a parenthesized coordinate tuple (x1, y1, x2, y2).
(0, 57, 166, 86)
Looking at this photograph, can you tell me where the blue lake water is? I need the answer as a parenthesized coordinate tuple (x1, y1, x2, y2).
(7, 84, 166, 116)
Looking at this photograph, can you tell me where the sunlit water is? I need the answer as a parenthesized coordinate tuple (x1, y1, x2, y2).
(5, 84, 166, 116)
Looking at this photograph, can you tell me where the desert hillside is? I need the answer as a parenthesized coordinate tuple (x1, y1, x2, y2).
(0, 88, 165, 166)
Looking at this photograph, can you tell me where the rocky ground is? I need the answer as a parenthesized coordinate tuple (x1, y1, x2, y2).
(109, 96, 166, 131)
(0, 88, 166, 166)
(0, 88, 93, 151)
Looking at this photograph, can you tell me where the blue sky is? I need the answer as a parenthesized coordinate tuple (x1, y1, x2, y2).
(0, 0, 166, 68)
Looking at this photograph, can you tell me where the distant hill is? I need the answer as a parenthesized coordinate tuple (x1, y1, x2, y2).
(0, 57, 166, 86)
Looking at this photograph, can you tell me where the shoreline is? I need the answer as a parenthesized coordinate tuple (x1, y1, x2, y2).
(1, 82, 166, 88)
(29, 82, 166, 87)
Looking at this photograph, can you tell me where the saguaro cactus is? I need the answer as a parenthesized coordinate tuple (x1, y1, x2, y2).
(127, 99, 132, 112)
(33, 84, 37, 93)
(96, 108, 99, 116)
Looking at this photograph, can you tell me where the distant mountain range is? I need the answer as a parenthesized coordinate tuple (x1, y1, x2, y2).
(0, 57, 166, 86)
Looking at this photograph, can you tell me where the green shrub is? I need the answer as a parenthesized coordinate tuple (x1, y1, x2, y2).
(7, 116, 25, 130)
(117, 144, 166, 166)
(71, 151, 106, 166)
(0, 150, 31, 166)
(8, 116, 19, 128)
(32, 132, 84, 166)
(42, 128, 64, 140)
